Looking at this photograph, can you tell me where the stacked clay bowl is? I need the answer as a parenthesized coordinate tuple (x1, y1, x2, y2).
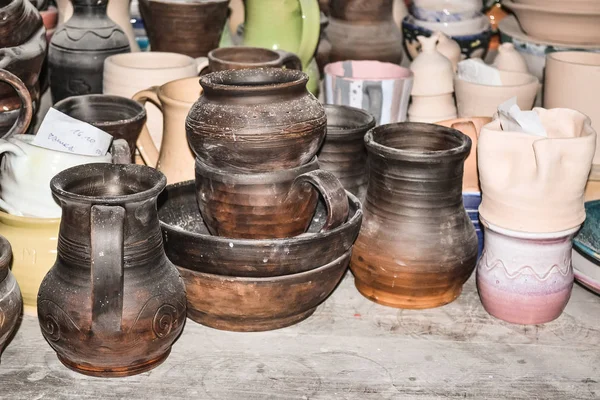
(158, 181, 363, 332)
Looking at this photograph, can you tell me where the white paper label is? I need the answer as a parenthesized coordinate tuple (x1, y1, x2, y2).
(497, 97, 547, 137)
(33, 108, 113, 156)
(457, 59, 502, 86)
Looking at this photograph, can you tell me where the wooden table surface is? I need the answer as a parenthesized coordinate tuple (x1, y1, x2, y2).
(1, 272, 599, 400)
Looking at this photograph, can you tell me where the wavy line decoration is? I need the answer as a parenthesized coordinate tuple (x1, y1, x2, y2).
(480, 251, 571, 281)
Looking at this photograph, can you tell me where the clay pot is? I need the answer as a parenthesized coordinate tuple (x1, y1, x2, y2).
(134, 77, 203, 184)
(324, 60, 413, 125)
(410, 33, 453, 96)
(53, 94, 147, 162)
(318, 105, 376, 201)
(477, 219, 577, 325)
(454, 69, 539, 118)
(350, 123, 478, 309)
(326, 0, 403, 64)
(195, 157, 349, 239)
(179, 250, 350, 331)
(409, 94, 457, 124)
(0, 211, 59, 315)
(186, 68, 326, 173)
(38, 163, 186, 377)
(49, 0, 131, 103)
(205, 47, 302, 73)
(0, 235, 22, 357)
(436, 32, 461, 72)
(478, 108, 596, 233)
(138, 0, 229, 58)
(493, 43, 529, 73)
(159, 180, 361, 277)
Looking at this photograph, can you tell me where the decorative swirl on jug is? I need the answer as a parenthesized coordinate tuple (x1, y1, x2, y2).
(152, 304, 178, 338)
(40, 313, 61, 342)
(38, 299, 82, 342)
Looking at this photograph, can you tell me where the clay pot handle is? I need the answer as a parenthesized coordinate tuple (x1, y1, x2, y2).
(90, 204, 125, 334)
(195, 57, 209, 75)
(275, 50, 303, 71)
(110, 139, 132, 165)
(0, 69, 33, 138)
(133, 87, 161, 168)
(291, 169, 349, 232)
(296, 0, 321, 67)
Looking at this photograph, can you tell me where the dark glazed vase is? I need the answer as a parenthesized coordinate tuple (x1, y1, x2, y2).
(0, 235, 22, 357)
(326, 0, 403, 64)
(186, 68, 326, 173)
(350, 123, 478, 309)
(37, 163, 186, 377)
(48, 0, 130, 103)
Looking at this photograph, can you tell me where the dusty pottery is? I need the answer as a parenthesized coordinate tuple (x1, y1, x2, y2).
(324, 60, 413, 125)
(0, 70, 34, 139)
(179, 250, 351, 332)
(134, 77, 202, 184)
(195, 157, 349, 239)
(319, 105, 375, 200)
(0, 212, 59, 315)
(478, 108, 596, 233)
(409, 94, 457, 124)
(159, 180, 361, 277)
(54, 94, 147, 162)
(436, 32, 461, 72)
(572, 200, 600, 295)
(326, 0, 403, 64)
(0, 235, 21, 357)
(49, 0, 131, 103)
(139, 0, 229, 58)
(38, 163, 186, 377)
(454, 69, 539, 118)
(477, 219, 577, 324)
(493, 43, 528, 73)
(187, 68, 326, 173)
(350, 123, 478, 309)
(205, 47, 302, 73)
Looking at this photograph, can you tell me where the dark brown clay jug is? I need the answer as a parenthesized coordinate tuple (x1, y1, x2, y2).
(350, 123, 478, 309)
(0, 235, 22, 357)
(37, 163, 186, 377)
(186, 68, 326, 173)
(326, 0, 403, 64)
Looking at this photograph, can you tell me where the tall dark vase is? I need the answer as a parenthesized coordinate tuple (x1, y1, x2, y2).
(48, 0, 130, 103)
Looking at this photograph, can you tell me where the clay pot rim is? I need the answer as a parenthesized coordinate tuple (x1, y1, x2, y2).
(503, 0, 600, 16)
(157, 76, 203, 106)
(481, 217, 581, 239)
(454, 72, 538, 89)
(54, 94, 147, 128)
(51, 163, 166, 204)
(436, 116, 493, 127)
(195, 157, 319, 184)
(176, 249, 351, 283)
(208, 47, 282, 67)
(160, 180, 362, 247)
(324, 105, 376, 139)
(199, 68, 309, 96)
(365, 122, 471, 161)
(546, 51, 600, 67)
(105, 51, 198, 71)
(324, 60, 414, 81)
(0, 210, 61, 224)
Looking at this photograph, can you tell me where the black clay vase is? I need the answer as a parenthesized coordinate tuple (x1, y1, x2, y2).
(48, 0, 130, 103)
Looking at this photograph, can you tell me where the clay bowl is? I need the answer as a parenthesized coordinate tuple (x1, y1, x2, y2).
(158, 180, 362, 277)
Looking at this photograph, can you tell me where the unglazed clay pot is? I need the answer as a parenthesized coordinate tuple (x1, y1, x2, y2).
(205, 47, 302, 73)
(324, 60, 413, 125)
(38, 163, 186, 377)
(326, 0, 403, 64)
(493, 43, 528, 73)
(0, 235, 22, 357)
(478, 108, 596, 233)
(350, 123, 478, 309)
(318, 105, 375, 200)
(436, 32, 461, 72)
(454, 69, 539, 118)
(195, 157, 349, 239)
(186, 68, 326, 173)
(477, 219, 577, 325)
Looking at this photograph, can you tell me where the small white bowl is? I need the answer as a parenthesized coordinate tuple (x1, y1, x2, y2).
(410, 14, 490, 36)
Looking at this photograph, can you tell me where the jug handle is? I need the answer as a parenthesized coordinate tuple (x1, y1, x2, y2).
(0, 70, 33, 138)
(195, 57, 209, 75)
(133, 87, 161, 168)
(275, 50, 303, 71)
(296, 0, 321, 68)
(110, 139, 132, 165)
(90, 205, 125, 333)
(289, 169, 349, 232)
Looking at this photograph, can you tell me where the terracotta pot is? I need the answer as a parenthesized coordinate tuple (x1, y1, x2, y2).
(478, 108, 596, 233)
(205, 47, 302, 73)
(38, 163, 186, 377)
(49, 0, 131, 103)
(477, 219, 577, 325)
(195, 157, 349, 239)
(0, 211, 59, 315)
(326, 0, 403, 64)
(436, 116, 492, 193)
(0, 235, 22, 357)
(324, 60, 413, 125)
(40, 6, 58, 42)
(454, 69, 539, 118)
(179, 250, 350, 332)
(350, 123, 478, 309)
(186, 68, 326, 173)
(139, 0, 229, 58)
(134, 77, 202, 184)
(159, 180, 361, 277)
(318, 105, 375, 201)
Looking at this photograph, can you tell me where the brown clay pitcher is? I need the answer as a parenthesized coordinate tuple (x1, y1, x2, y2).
(204, 47, 302, 73)
(37, 163, 186, 377)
